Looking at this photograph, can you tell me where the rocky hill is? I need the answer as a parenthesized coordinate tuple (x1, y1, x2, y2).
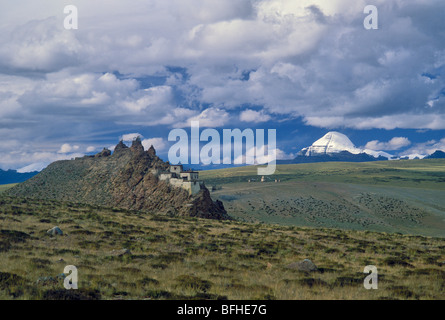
(7, 139, 229, 220)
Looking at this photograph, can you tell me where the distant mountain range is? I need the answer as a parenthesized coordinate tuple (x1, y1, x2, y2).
(278, 131, 444, 164)
(278, 131, 390, 164)
(2, 133, 444, 184)
(0, 169, 39, 185)
(424, 150, 445, 159)
(300, 132, 393, 158)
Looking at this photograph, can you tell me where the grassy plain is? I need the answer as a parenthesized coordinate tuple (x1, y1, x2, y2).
(1, 160, 444, 300)
(0, 196, 444, 300)
(201, 160, 445, 237)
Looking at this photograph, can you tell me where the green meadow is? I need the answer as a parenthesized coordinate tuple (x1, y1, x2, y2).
(201, 160, 445, 237)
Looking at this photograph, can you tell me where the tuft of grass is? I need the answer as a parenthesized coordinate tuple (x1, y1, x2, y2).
(383, 257, 414, 268)
(42, 289, 101, 300)
(175, 275, 213, 292)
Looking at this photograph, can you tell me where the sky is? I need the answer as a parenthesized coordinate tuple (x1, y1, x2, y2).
(1, 0, 445, 172)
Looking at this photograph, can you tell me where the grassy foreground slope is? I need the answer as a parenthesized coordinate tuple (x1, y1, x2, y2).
(201, 160, 445, 237)
(0, 196, 444, 300)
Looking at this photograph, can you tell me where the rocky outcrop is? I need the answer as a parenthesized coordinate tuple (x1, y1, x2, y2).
(147, 145, 156, 157)
(130, 137, 144, 154)
(185, 189, 227, 219)
(95, 148, 111, 158)
(113, 140, 129, 155)
(287, 259, 318, 272)
(47, 226, 63, 236)
(8, 140, 229, 220)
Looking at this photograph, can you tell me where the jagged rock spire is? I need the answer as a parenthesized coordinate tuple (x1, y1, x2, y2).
(147, 145, 156, 157)
(114, 140, 128, 155)
(117, 140, 127, 147)
(131, 136, 144, 153)
(95, 148, 111, 158)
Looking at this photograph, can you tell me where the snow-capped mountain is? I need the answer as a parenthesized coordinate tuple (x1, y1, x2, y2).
(299, 131, 362, 156)
(278, 132, 444, 165)
(398, 153, 427, 160)
(298, 132, 393, 159)
(276, 131, 392, 164)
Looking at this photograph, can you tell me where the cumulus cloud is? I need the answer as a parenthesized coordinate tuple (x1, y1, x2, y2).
(5, 150, 84, 172)
(3, 1, 445, 128)
(176, 108, 230, 128)
(232, 146, 295, 164)
(119, 134, 167, 152)
(142, 137, 167, 152)
(121, 133, 143, 142)
(122, 86, 174, 113)
(365, 137, 411, 151)
(58, 143, 80, 154)
(1, 0, 445, 169)
(0, 17, 80, 73)
(402, 138, 445, 156)
(17, 162, 48, 173)
(240, 109, 271, 123)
